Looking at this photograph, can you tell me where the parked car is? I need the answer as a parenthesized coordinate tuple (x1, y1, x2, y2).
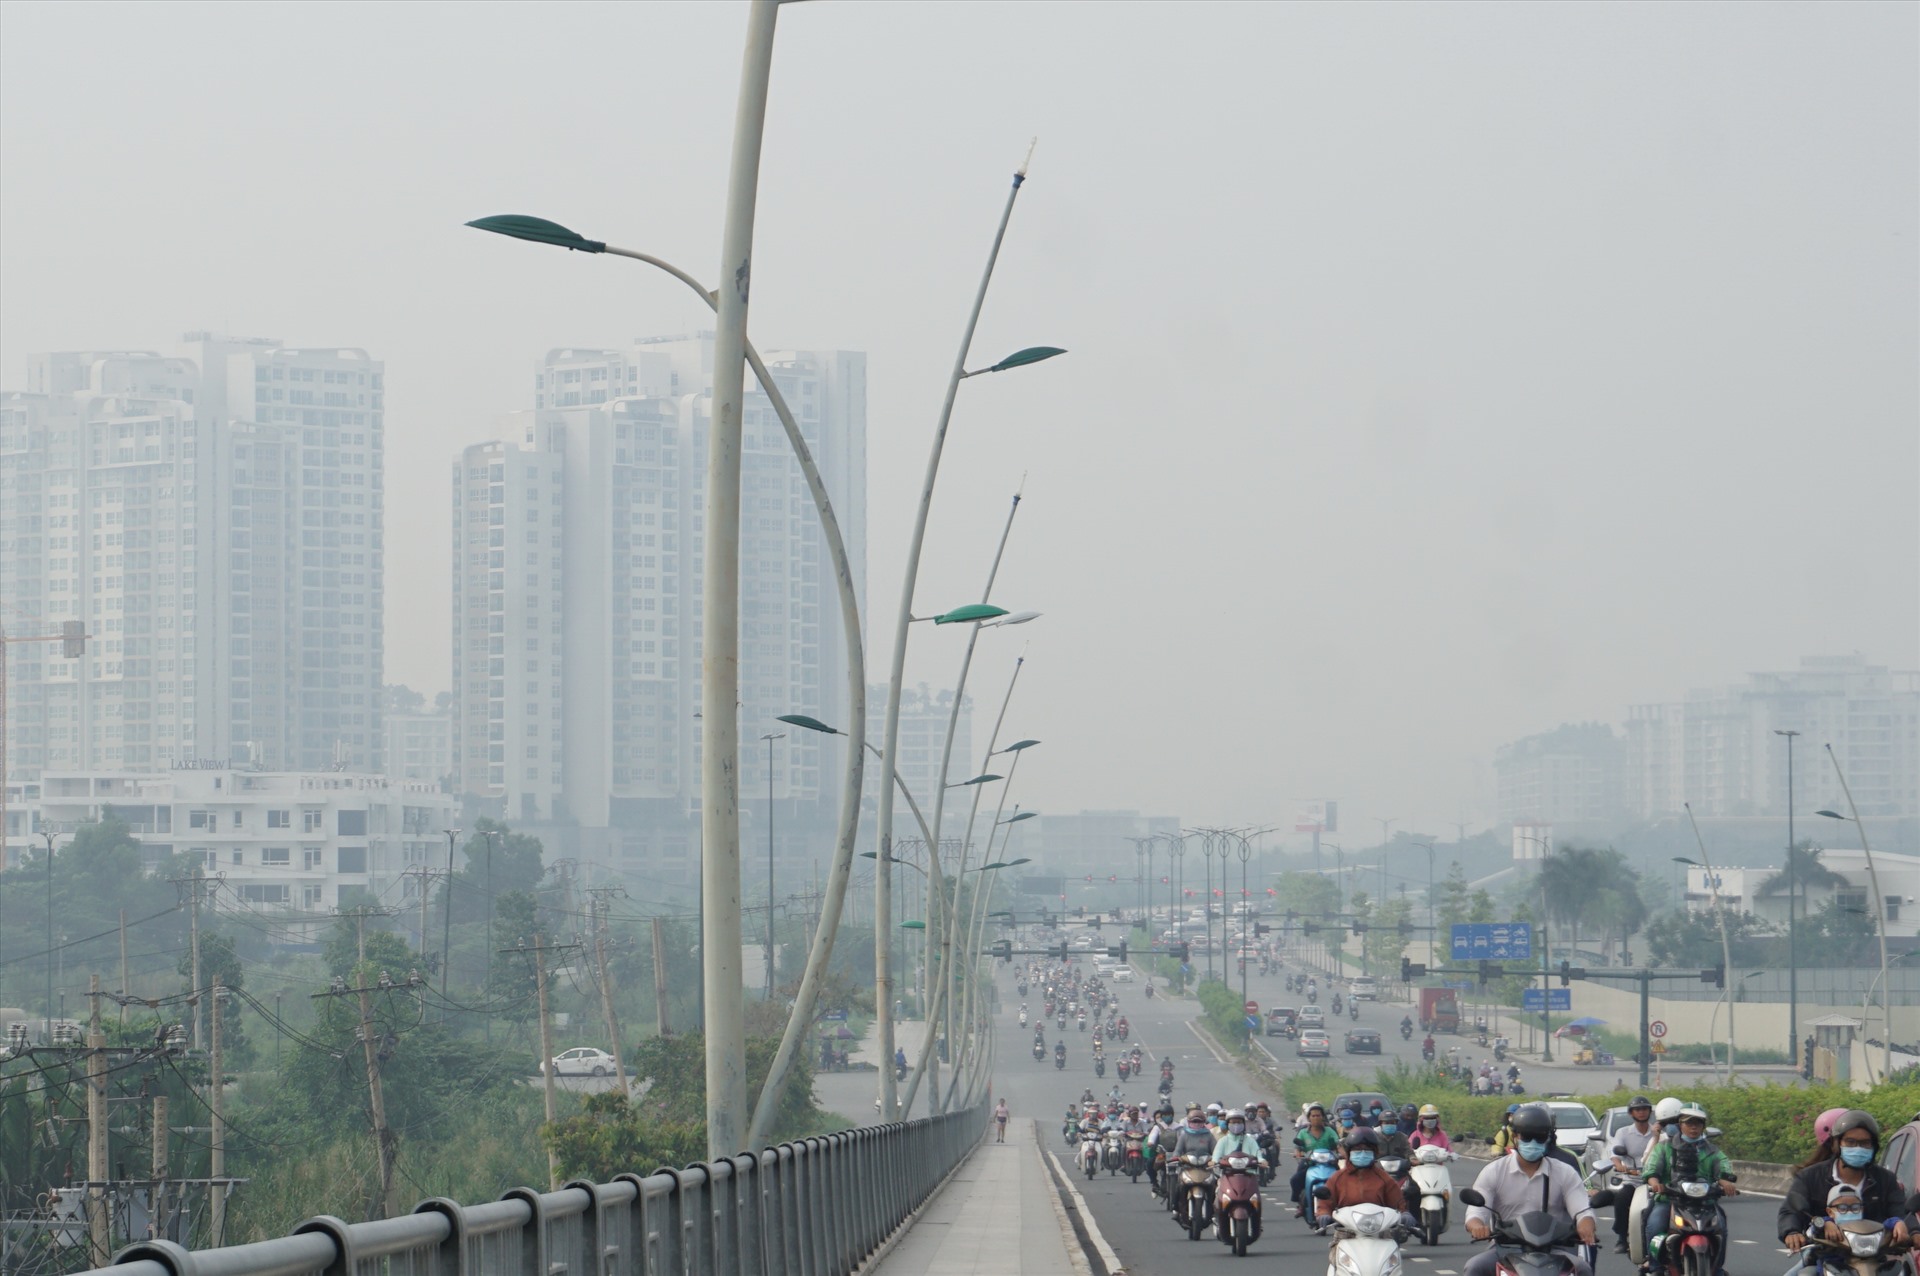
(1543, 1101, 1602, 1153)
(1344, 1029, 1382, 1055)
(1881, 1112, 1920, 1194)
(1297, 1030, 1332, 1058)
(1266, 1007, 1299, 1037)
(544, 1047, 628, 1077)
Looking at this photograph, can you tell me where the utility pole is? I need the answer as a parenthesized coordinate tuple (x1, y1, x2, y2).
(150, 1094, 169, 1243)
(588, 890, 629, 1096)
(209, 974, 226, 1245)
(87, 975, 109, 1265)
(503, 935, 579, 1187)
(1775, 728, 1800, 1063)
(651, 916, 672, 1036)
(313, 970, 417, 1219)
(118, 910, 129, 1027)
(440, 828, 462, 1003)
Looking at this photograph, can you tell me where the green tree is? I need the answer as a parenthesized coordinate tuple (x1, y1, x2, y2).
(179, 930, 251, 1066)
(1797, 897, 1878, 966)
(1273, 871, 1340, 924)
(1364, 897, 1413, 973)
(1437, 862, 1472, 934)
(1642, 907, 1775, 967)
(1467, 889, 1498, 924)
(444, 820, 546, 926)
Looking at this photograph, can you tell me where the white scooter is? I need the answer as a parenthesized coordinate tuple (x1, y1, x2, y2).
(1078, 1130, 1101, 1180)
(1409, 1144, 1456, 1246)
(1322, 1202, 1406, 1276)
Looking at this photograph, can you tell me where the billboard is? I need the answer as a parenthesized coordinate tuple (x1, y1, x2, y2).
(1295, 800, 1338, 834)
(1017, 875, 1066, 897)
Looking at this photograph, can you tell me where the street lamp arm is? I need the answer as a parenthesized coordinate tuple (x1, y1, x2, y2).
(1823, 744, 1893, 1084)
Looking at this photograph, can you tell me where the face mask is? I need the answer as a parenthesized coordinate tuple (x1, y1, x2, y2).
(1517, 1139, 1549, 1163)
(1422, 1119, 1438, 1129)
(1833, 1210, 1865, 1224)
(1229, 1122, 1245, 1134)
(1189, 1121, 1205, 1131)
(1350, 1150, 1376, 1168)
(1381, 1123, 1398, 1134)
(1839, 1146, 1874, 1169)
(1682, 1131, 1705, 1145)
(1663, 1124, 1679, 1139)
(1340, 1118, 1354, 1128)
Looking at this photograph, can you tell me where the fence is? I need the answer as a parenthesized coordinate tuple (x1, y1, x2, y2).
(94, 1103, 985, 1276)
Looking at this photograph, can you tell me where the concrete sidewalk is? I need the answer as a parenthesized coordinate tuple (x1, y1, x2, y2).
(866, 1118, 1086, 1276)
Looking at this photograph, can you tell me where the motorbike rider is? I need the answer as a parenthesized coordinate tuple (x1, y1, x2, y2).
(1642, 1103, 1738, 1265)
(1791, 1107, 1853, 1173)
(1168, 1106, 1222, 1210)
(1375, 1108, 1414, 1163)
(1779, 1111, 1911, 1256)
(1490, 1104, 1523, 1156)
(1146, 1103, 1179, 1195)
(1315, 1128, 1417, 1231)
(1506, 1062, 1524, 1090)
(1464, 1105, 1598, 1276)
(1607, 1096, 1657, 1254)
(1291, 1103, 1341, 1215)
(1054, 1040, 1067, 1066)
(1422, 1033, 1437, 1060)
(1402, 1014, 1415, 1037)
(1214, 1108, 1269, 1168)
(1650, 1097, 1684, 1148)
(1410, 1103, 1453, 1152)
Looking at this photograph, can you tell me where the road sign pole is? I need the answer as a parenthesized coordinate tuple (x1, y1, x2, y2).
(1639, 970, 1652, 1088)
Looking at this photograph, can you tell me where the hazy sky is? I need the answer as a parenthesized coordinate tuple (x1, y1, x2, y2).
(4, 1, 1915, 841)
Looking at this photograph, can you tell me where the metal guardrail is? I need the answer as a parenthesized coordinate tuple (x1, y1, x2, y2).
(95, 1103, 985, 1276)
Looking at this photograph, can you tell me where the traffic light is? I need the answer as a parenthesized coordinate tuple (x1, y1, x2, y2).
(1351, 918, 1365, 936)
(1559, 960, 1572, 988)
(1085, 874, 1094, 884)
(1087, 916, 1102, 930)
(1301, 921, 1318, 936)
(1107, 941, 1128, 962)
(990, 939, 1013, 963)
(1051, 942, 1068, 961)
(1253, 922, 1271, 937)
(1477, 959, 1494, 988)
(1108, 874, 1117, 883)
(1702, 964, 1724, 989)
(61, 620, 86, 658)
(1170, 942, 1190, 963)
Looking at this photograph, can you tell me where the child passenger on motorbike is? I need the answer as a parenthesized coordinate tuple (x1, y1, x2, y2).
(1779, 1111, 1911, 1256)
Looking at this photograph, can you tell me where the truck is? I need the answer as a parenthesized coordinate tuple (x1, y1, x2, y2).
(1417, 987, 1459, 1035)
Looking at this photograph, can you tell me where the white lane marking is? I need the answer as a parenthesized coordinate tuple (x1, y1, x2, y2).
(1733, 1239, 1757, 1245)
(1436, 1269, 1458, 1273)
(1186, 1019, 1233, 1066)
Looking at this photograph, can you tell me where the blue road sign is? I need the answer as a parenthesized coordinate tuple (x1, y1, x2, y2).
(822, 1009, 849, 1022)
(1245, 1015, 1261, 1033)
(1451, 922, 1534, 962)
(1443, 979, 1475, 993)
(1521, 988, 1572, 1012)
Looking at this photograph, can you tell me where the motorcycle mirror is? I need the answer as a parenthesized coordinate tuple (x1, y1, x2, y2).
(1458, 1188, 1487, 1207)
(1707, 1127, 1722, 1139)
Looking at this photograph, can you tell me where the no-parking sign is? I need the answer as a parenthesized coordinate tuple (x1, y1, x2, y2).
(1649, 1020, 1668, 1039)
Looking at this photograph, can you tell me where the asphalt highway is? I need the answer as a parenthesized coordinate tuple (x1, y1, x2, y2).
(986, 959, 1806, 1276)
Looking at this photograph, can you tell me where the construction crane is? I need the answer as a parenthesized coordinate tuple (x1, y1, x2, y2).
(0, 617, 89, 867)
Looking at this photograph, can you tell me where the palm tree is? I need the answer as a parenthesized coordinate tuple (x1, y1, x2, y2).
(1757, 843, 1848, 964)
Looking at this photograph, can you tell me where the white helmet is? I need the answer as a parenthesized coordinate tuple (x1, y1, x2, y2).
(1653, 1097, 1683, 1122)
(1225, 1108, 1246, 1122)
(1676, 1104, 1708, 1124)
(1206, 1102, 1224, 1115)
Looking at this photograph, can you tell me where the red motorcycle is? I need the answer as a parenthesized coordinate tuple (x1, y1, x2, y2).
(1214, 1153, 1264, 1257)
(1117, 1018, 1130, 1040)
(1116, 1058, 1132, 1082)
(1124, 1133, 1147, 1183)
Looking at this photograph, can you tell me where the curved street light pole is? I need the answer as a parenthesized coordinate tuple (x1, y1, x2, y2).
(1817, 744, 1893, 1084)
(1408, 841, 1437, 969)
(1681, 805, 1738, 1079)
(870, 148, 1047, 1121)
(1168, 835, 1188, 987)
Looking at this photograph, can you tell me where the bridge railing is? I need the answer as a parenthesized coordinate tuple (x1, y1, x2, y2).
(98, 1102, 984, 1276)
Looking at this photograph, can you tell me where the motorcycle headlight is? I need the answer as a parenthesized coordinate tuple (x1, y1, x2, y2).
(1334, 1248, 1364, 1276)
(1846, 1233, 1884, 1257)
(1681, 1182, 1708, 1199)
(1384, 1253, 1403, 1276)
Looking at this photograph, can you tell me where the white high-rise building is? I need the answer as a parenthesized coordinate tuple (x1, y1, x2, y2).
(451, 334, 865, 884)
(867, 683, 973, 838)
(1, 336, 384, 850)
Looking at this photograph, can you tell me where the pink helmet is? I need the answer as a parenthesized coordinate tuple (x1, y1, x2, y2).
(1814, 1107, 1849, 1144)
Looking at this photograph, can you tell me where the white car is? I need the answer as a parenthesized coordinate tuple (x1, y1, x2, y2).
(1111, 966, 1135, 983)
(1544, 1101, 1602, 1153)
(544, 1047, 625, 1077)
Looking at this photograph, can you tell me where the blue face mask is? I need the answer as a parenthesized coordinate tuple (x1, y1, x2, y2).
(1839, 1146, 1874, 1169)
(1350, 1150, 1376, 1168)
(1682, 1132, 1706, 1145)
(1517, 1139, 1549, 1163)
(1381, 1123, 1398, 1134)
(1663, 1123, 1680, 1139)
(1833, 1210, 1865, 1224)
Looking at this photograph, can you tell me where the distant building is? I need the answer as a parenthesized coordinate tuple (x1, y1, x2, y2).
(1625, 655, 1920, 820)
(1, 336, 387, 857)
(1001, 810, 1182, 882)
(1679, 851, 1920, 941)
(383, 709, 452, 787)
(1492, 723, 1625, 826)
(450, 334, 865, 889)
(25, 768, 453, 914)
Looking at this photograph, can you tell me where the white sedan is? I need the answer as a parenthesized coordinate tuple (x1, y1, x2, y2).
(1111, 966, 1136, 983)
(1544, 1101, 1602, 1152)
(544, 1047, 626, 1077)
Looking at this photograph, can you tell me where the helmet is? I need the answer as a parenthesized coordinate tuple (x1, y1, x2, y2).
(1512, 1106, 1556, 1142)
(1306, 1102, 1326, 1116)
(1419, 1104, 1441, 1119)
(1653, 1098, 1683, 1122)
(1831, 1111, 1881, 1148)
(1628, 1096, 1652, 1112)
(1346, 1127, 1380, 1149)
(1400, 1104, 1419, 1123)
(1226, 1108, 1245, 1122)
(1814, 1107, 1850, 1144)
(1506, 1103, 1521, 1116)
(1207, 1102, 1224, 1115)
(1676, 1105, 1708, 1125)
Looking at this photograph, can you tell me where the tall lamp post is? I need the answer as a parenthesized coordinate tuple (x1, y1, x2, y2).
(1773, 728, 1800, 1063)
(1409, 841, 1438, 968)
(1514, 831, 1553, 1062)
(440, 828, 462, 1002)
(1195, 830, 1219, 981)
(1235, 832, 1254, 1011)
(761, 731, 786, 999)
(1680, 800, 1738, 1077)
(483, 828, 502, 1042)
(1816, 741, 1893, 1084)
(1169, 836, 1187, 982)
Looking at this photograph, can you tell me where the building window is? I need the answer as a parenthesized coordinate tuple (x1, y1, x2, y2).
(337, 846, 368, 874)
(262, 847, 290, 866)
(338, 809, 368, 836)
(268, 810, 290, 829)
(303, 849, 323, 871)
(189, 809, 213, 830)
(303, 810, 323, 833)
(239, 885, 290, 905)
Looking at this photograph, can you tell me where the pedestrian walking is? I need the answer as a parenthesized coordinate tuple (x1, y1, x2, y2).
(994, 1098, 1009, 1143)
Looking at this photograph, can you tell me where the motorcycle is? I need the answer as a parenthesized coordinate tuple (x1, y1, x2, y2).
(1103, 1128, 1125, 1174)
(1477, 1029, 1490, 1048)
(1409, 1144, 1455, 1246)
(1078, 1013, 1088, 1032)
(1378, 1153, 1413, 1214)
(1125, 1133, 1147, 1183)
(1032, 1041, 1045, 1063)
(1507, 1071, 1526, 1096)
(1061, 1118, 1079, 1148)
(1301, 1148, 1338, 1226)
(1332, 993, 1344, 1016)
(1158, 1076, 1175, 1099)
(1307, 985, 1319, 1005)
(1401, 1022, 1414, 1041)
(1144, 982, 1155, 999)
(1214, 1152, 1264, 1256)
(1057, 1014, 1067, 1033)
(1018, 1010, 1028, 1028)
(1422, 1042, 1436, 1063)
(1318, 1202, 1405, 1276)
(1457, 1186, 1615, 1276)
(1055, 1048, 1067, 1071)
(1094, 1055, 1106, 1078)
(1079, 1131, 1102, 1180)
(1494, 1037, 1509, 1062)
(1116, 1058, 1131, 1082)
(1174, 1153, 1215, 1241)
(1799, 1221, 1915, 1276)
(1117, 1020, 1130, 1041)
(1350, 1001, 1361, 1021)
(1646, 1178, 1731, 1276)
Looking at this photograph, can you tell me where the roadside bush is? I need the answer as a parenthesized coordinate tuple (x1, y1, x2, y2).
(1196, 979, 1250, 1047)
